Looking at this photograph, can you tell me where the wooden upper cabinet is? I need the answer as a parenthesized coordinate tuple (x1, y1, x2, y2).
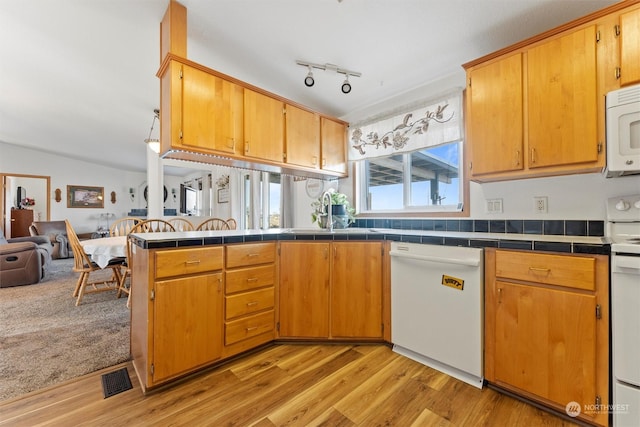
(243, 89, 284, 163)
(181, 64, 242, 155)
(285, 104, 320, 169)
(320, 117, 348, 175)
(527, 26, 598, 169)
(468, 53, 523, 177)
(620, 7, 640, 86)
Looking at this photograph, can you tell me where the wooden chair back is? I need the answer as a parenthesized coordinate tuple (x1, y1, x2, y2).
(110, 217, 142, 236)
(168, 217, 195, 232)
(226, 218, 237, 230)
(64, 219, 122, 306)
(196, 218, 231, 231)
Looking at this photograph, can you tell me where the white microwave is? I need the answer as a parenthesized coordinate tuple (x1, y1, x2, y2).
(605, 84, 640, 177)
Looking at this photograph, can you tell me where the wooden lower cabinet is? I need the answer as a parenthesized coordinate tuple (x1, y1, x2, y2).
(279, 241, 384, 340)
(223, 242, 276, 357)
(153, 272, 223, 383)
(484, 249, 609, 427)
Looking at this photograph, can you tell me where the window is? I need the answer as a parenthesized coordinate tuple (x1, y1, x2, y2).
(359, 140, 463, 214)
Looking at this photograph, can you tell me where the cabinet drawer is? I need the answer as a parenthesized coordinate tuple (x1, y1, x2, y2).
(155, 247, 224, 279)
(226, 265, 275, 293)
(495, 250, 595, 291)
(226, 242, 276, 268)
(225, 287, 274, 320)
(225, 310, 274, 345)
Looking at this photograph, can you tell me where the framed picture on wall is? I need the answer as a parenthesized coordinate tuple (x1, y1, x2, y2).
(217, 188, 229, 203)
(67, 185, 104, 208)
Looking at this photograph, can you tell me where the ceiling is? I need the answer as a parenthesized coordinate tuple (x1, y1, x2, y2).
(0, 0, 619, 174)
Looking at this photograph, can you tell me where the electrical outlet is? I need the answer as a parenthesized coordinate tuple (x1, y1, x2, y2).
(485, 198, 503, 214)
(534, 196, 548, 214)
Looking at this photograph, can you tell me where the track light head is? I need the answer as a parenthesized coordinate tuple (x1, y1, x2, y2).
(341, 76, 351, 94)
(304, 66, 314, 87)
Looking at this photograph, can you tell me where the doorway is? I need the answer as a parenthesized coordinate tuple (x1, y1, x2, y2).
(1, 173, 50, 237)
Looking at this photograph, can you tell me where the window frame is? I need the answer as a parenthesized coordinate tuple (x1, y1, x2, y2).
(353, 141, 470, 218)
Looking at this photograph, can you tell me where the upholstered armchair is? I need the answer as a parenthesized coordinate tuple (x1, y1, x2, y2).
(29, 220, 71, 259)
(0, 233, 53, 287)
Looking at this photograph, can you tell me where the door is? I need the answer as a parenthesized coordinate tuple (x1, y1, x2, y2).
(494, 281, 597, 406)
(279, 242, 330, 338)
(468, 53, 524, 176)
(153, 272, 223, 382)
(331, 242, 383, 338)
(527, 26, 598, 168)
(1, 174, 50, 236)
(10, 209, 34, 238)
(285, 104, 320, 169)
(244, 89, 284, 163)
(321, 117, 347, 175)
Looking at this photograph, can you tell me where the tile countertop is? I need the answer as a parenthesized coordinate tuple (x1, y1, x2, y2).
(130, 228, 610, 255)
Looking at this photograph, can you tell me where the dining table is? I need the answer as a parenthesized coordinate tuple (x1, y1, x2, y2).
(80, 235, 127, 268)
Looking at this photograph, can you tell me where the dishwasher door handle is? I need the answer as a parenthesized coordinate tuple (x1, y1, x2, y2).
(389, 250, 481, 267)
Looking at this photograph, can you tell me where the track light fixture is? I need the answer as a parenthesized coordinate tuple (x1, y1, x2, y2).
(296, 60, 361, 94)
(304, 66, 314, 87)
(341, 76, 351, 94)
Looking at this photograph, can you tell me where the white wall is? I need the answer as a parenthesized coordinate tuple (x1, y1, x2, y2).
(1, 142, 145, 234)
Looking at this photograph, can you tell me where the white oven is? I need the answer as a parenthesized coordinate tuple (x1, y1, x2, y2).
(607, 195, 640, 426)
(605, 84, 640, 177)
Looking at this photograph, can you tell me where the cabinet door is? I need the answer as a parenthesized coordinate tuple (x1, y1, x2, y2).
(321, 117, 347, 175)
(181, 64, 243, 155)
(494, 280, 596, 407)
(243, 89, 284, 163)
(467, 53, 524, 176)
(331, 242, 383, 338)
(153, 273, 223, 382)
(10, 209, 34, 238)
(279, 242, 330, 338)
(621, 8, 640, 86)
(527, 26, 598, 168)
(285, 104, 320, 168)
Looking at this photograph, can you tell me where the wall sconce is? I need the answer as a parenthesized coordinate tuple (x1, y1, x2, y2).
(296, 60, 361, 94)
(129, 188, 135, 201)
(110, 191, 116, 204)
(54, 188, 62, 203)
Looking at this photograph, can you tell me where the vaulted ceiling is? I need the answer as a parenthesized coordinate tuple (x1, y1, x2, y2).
(0, 0, 618, 173)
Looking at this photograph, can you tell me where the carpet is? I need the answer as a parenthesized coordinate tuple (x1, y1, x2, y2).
(0, 258, 130, 401)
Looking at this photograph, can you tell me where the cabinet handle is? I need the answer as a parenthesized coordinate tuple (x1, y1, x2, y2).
(529, 266, 550, 274)
(185, 260, 201, 265)
(515, 150, 520, 166)
(246, 326, 258, 332)
(530, 148, 536, 164)
(245, 141, 250, 153)
(497, 287, 502, 304)
(247, 253, 259, 257)
(246, 277, 258, 282)
(312, 156, 318, 165)
(324, 248, 328, 260)
(246, 301, 258, 307)
(228, 138, 235, 150)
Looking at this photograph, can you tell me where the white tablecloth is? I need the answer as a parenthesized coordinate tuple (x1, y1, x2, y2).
(80, 236, 127, 268)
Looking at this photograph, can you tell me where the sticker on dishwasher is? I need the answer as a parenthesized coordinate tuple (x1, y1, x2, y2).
(441, 275, 464, 290)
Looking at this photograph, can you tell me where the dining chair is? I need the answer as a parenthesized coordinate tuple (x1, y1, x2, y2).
(225, 218, 237, 230)
(109, 216, 142, 237)
(196, 218, 231, 231)
(65, 220, 124, 306)
(168, 217, 195, 232)
(119, 219, 176, 308)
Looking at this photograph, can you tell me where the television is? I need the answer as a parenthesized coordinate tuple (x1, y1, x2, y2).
(16, 186, 26, 208)
(179, 184, 197, 215)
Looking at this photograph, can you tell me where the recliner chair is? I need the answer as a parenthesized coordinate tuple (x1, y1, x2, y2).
(0, 234, 53, 287)
(28, 220, 71, 259)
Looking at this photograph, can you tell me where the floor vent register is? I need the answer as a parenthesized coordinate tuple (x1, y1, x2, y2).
(101, 367, 133, 398)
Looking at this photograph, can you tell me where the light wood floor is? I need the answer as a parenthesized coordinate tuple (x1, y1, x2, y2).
(0, 343, 578, 426)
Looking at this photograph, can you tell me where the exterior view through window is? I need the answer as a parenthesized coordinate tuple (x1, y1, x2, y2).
(360, 140, 463, 212)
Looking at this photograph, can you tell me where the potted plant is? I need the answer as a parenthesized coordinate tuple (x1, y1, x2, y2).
(311, 189, 356, 229)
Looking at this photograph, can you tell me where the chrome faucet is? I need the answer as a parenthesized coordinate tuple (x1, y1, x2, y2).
(321, 190, 333, 232)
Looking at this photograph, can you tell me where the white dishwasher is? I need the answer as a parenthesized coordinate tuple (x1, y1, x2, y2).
(390, 241, 484, 388)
